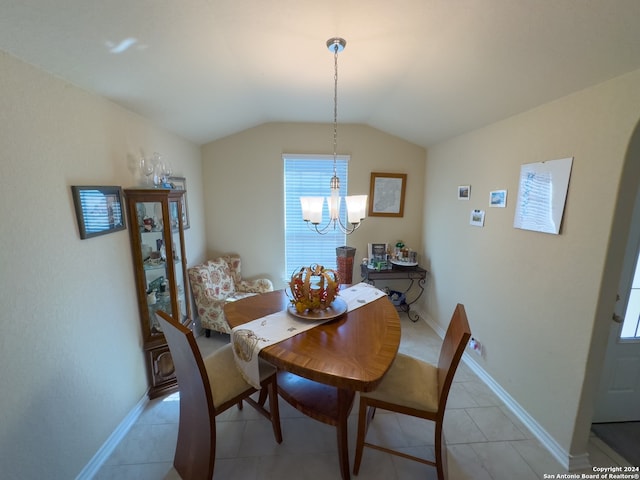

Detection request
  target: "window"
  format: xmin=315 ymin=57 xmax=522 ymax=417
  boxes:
xmin=622 ymin=252 xmax=640 ymax=339
xmin=283 ymin=154 xmax=349 ymax=279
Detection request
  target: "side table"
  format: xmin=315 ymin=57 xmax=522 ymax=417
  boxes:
xmin=360 ymin=264 xmax=428 ymax=321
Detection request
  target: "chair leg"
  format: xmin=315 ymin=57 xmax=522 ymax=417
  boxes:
xmin=237 ymin=400 xmax=243 ymax=410
xmin=353 ymin=399 xmax=375 ymax=475
xmin=257 ymin=386 xmax=269 ymax=406
xmin=205 ymin=329 xmax=211 ymax=338
xmin=435 ymin=422 xmax=446 ymax=480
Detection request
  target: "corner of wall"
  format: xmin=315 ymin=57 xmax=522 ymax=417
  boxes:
xmin=416 ymin=306 xmax=590 ymax=472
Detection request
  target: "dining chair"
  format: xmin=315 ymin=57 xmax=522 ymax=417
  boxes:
xmin=352 ymin=303 xmax=471 ymax=480
xmin=155 ymin=310 xmax=283 ymax=480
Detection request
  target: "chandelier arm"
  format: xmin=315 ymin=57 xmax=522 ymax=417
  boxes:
xmin=306 ymin=216 xmax=361 ymax=235
xmin=305 ymin=219 xmax=331 ymax=235
xmin=335 ymin=215 xmax=360 ymax=235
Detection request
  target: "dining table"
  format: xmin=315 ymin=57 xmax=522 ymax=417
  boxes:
xmin=224 ymin=288 xmax=401 ymax=480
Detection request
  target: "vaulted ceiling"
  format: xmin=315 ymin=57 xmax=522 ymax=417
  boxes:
xmin=2 ymin=0 xmax=640 ymax=147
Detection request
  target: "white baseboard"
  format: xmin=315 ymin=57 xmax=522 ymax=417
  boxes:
xmin=75 ymin=392 xmax=149 ymax=480
xmin=419 ymin=310 xmax=590 ymax=472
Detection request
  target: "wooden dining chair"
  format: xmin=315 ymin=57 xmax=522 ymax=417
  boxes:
xmin=353 ymin=303 xmax=471 ymax=480
xmin=155 ymin=311 xmax=282 ymax=480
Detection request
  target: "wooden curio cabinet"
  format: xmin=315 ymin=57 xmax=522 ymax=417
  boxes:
xmin=124 ymin=188 xmax=193 ymax=398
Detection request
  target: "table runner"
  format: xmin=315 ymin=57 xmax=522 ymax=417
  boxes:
xmin=231 ymin=282 xmax=385 ymax=388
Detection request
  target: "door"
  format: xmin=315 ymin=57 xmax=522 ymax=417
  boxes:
xmin=593 ymin=184 xmax=640 ymax=423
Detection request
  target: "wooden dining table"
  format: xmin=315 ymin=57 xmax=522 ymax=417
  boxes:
xmin=224 ymin=289 xmax=401 ymax=480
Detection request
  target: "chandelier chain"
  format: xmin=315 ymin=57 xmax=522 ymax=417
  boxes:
xmin=333 ymin=41 xmax=339 ymax=178
xmin=333 ymin=42 xmax=338 ymax=160
xmin=299 ymin=37 xmax=365 ymax=235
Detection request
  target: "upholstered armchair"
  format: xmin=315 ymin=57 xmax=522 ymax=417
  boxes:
xmin=188 ymin=254 xmax=274 ymax=336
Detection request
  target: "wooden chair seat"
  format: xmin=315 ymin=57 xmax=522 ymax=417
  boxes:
xmin=360 ymin=352 xmax=439 ymax=412
xmin=353 ymin=303 xmax=471 ymax=480
xmin=203 ymin=343 xmax=276 ymax=408
xmin=156 ymin=310 xmax=282 ymax=480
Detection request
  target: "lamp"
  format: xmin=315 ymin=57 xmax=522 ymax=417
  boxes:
xmin=300 ymin=37 xmax=367 ymax=235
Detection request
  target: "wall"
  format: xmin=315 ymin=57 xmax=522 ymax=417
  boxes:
xmin=0 ymin=51 xmax=206 ymax=479
xmin=420 ymin=69 xmax=640 ymax=465
xmin=201 ymin=122 xmax=426 ymax=289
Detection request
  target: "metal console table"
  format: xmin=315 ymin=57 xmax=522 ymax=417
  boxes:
xmin=360 ymin=264 xmax=428 ymax=322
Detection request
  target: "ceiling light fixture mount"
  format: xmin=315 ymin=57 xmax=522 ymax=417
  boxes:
xmin=300 ymin=37 xmax=367 ymax=235
xmin=326 ymin=36 xmax=346 ymax=53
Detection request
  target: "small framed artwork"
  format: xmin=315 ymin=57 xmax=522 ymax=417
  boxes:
xmin=470 ymin=209 xmax=485 ymax=227
xmin=71 ymin=186 xmax=126 ymax=239
xmin=369 ymin=172 xmax=407 ymax=217
xmin=458 ymin=185 xmax=470 ymax=200
xmin=168 ymin=176 xmax=190 ymax=229
xmin=490 ymin=189 xmax=507 ymax=208
xmin=368 ymin=243 xmax=388 ymax=261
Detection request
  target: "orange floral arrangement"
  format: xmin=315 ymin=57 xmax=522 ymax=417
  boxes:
xmin=288 ymin=264 xmax=340 ymax=313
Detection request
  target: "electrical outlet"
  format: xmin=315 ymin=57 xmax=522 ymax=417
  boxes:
xmin=468 ymin=337 xmax=483 ymax=356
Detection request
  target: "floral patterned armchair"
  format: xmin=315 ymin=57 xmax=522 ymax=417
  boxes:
xmin=188 ymin=254 xmax=274 ymax=336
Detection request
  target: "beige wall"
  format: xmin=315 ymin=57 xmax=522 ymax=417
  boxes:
xmin=201 ymin=122 xmax=426 ymax=289
xmin=0 ymin=51 xmax=206 ymax=479
xmin=420 ymin=69 xmax=640 ymax=463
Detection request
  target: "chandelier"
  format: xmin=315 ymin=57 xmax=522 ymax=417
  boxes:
xmin=300 ymin=37 xmax=367 ymax=235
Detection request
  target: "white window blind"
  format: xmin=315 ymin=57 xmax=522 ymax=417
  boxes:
xmin=283 ymin=154 xmax=349 ymax=279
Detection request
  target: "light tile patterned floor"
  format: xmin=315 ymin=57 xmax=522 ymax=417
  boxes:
xmin=93 ymin=314 xmax=628 ymax=480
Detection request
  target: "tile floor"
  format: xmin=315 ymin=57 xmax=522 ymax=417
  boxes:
xmin=94 ymin=314 xmax=629 ymax=480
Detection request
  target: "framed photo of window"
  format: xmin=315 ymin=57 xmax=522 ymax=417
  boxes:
xmin=369 ymin=172 xmax=407 ymax=217
xmin=71 ymin=186 xmax=126 ymax=239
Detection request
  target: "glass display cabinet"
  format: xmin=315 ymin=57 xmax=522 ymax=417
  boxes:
xmin=124 ymin=187 xmax=193 ymax=398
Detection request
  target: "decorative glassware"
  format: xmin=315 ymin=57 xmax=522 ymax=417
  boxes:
xmin=140 ymin=154 xmax=154 ymax=186
xmin=150 ymin=152 xmax=162 ymax=187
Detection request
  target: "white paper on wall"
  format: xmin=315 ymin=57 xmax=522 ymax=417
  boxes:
xmin=513 ymin=157 xmax=573 ymax=235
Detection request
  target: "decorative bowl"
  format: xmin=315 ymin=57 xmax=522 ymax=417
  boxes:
xmin=288 ymin=264 xmax=340 ymax=314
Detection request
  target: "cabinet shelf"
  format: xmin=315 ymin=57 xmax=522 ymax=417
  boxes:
xmin=143 ymin=259 xmax=182 ymax=271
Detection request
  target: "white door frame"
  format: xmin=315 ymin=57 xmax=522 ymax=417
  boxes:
xmin=573 ymin=119 xmax=640 ymax=455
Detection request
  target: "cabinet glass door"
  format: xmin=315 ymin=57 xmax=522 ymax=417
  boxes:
xmin=137 ymin=200 xmax=173 ymax=336
xmin=168 ymin=198 xmax=187 ymax=322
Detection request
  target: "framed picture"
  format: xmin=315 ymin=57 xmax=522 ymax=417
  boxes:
xmin=168 ymin=176 xmax=190 ymax=229
xmin=470 ymin=209 xmax=485 ymax=227
xmin=369 ymin=172 xmax=407 ymax=217
xmin=71 ymin=186 xmax=126 ymax=239
xmin=368 ymin=243 xmax=388 ymax=261
xmin=458 ymin=185 xmax=470 ymax=200
xmin=490 ymin=189 xmax=507 ymax=207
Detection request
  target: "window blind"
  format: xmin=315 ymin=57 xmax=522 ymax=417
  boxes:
xmin=283 ymin=154 xmax=349 ymax=279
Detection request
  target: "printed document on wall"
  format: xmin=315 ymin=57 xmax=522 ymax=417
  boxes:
xmin=513 ymin=157 xmax=573 ymax=235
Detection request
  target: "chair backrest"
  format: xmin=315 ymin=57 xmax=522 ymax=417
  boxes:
xmin=437 ymin=303 xmax=472 ymax=413
xmin=220 ymin=253 xmax=242 ymax=286
xmin=156 ymin=310 xmax=216 ymax=480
